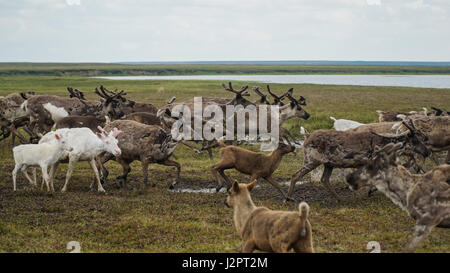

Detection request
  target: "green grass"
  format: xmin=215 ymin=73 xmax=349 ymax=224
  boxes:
xmin=1 ymin=63 xmax=450 ymax=76
xmin=0 ymin=74 xmax=449 ymax=253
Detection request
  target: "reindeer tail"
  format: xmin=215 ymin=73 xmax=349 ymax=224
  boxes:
xmin=299 ymin=202 xmax=310 ymax=237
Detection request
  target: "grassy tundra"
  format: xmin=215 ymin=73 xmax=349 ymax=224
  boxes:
xmin=0 ymin=74 xmax=449 ymax=253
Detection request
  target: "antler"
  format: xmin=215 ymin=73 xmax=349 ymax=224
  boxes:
xmin=267 ymin=86 xmax=294 ymax=105
xmin=221 ymin=82 xmax=249 ymax=95
xmin=94 ymin=87 xmax=107 ymax=99
xmin=252 ymin=87 xmax=265 ymax=97
xmin=297 ymin=96 xmax=307 ymax=106
xmin=67 ymin=87 xmax=77 ymax=98
xmin=74 ymin=89 xmax=86 ymax=100
xmin=167 ymin=96 xmax=176 ymax=105
xmin=286 ymin=90 xmax=299 ymax=104
xmin=101 ymin=85 xmax=127 ymax=97
xmin=266 ymin=85 xmax=281 ymax=103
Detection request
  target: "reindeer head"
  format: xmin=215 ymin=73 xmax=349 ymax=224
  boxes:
xmin=277 ymin=140 xmax=296 ymax=155
xmin=346 ymin=143 xmax=403 ymax=191
xmin=54 ymin=133 xmax=74 ymax=152
xmin=95 ymin=86 xmax=131 ymax=119
xmin=96 ymin=126 xmax=122 ymax=156
xmin=283 ymin=91 xmax=310 ymax=120
xmin=371 ymin=121 xmax=431 ymax=158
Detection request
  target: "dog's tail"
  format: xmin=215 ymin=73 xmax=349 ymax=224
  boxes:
xmin=330 ymin=116 xmax=337 ymax=122
xmin=298 ymin=202 xmax=310 ymax=237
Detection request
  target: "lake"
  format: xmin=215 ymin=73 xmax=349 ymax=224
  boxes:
xmin=94 ymin=75 xmax=450 ymax=89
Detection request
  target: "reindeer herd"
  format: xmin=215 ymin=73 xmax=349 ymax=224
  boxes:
xmin=0 ymin=82 xmax=449 ymax=253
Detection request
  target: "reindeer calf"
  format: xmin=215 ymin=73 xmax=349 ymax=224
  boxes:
xmin=211 ymin=141 xmax=295 ymax=200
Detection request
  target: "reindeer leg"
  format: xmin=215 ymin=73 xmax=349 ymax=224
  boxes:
xmin=288 ymin=161 xmax=321 ymax=200
xmin=89 ymin=158 xmax=105 ymax=193
xmin=97 ymin=153 xmax=113 ymax=185
xmin=40 ymin=165 xmax=50 ymax=193
xmin=116 ymin=157 xmax=131 ymax=189
xmin=321 ymin=165 xmax=342 ymax=201
xmin=430 ymin=152 xmax=440 ymax=166
xmin=211 ymin=160 xmax=234 ymax=192
xmin=404 ymin=224 xmax=433 ymax=253
xmin=180 ymin=141 xmax=202 ymax=154
xmin=21 ymin=166 xmax=35 ymax=187
xmin=140 ymin=157 xmax=150 ymax=187
xmin=9 ymin=125 xmax=27 ymax=145
xmin=264 ymin=176 xmax=292 ymax=201
xmin=61 ymin=156 xmax=78 ymax=193
xmin=49 ymin=163 xmax=59 ymax=193
xmin=158 ymin=159 xmax=181 ymax=189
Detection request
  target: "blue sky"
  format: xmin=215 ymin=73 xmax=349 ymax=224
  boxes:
xmin=0 ymin=0 xmax=449 ymax=62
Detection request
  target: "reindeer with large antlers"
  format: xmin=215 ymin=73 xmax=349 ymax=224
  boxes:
xmin=346 ymin=143 xmax=450 ymax=252
xmin=22 ymin=87 xmax=129 ymax=139
xmin=99 ymin=85 xmax=157 ymax=114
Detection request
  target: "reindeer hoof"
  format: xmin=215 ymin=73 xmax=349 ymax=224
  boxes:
xmin=283 ymin=197 xmax=296 ymax=203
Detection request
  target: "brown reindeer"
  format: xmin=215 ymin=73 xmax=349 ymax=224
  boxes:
xmin=23 ymin=87 xmax=128 ymax=138
xmin=97 ymin=120 xmax=181 ymax=189
xmin=346 ymin=143 xmax=450 ymax=252
xmin=211 ymin=141 xmax=295 ymax=199
xmin=99 ymin=85 xmax=157 ymax=114
xmin=55 ymin=115 xmax=106 ymax=133
xmin=288 ymin=123 xmax=431 ymax=201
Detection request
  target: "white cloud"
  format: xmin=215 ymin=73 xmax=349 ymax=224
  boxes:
xmin=366 ymin=0 xmax=381 ymax=6
xmin=66 ymin=0 xmax=81 ymax=6
xmin=0 ymin=0 xmax=448 ymax=62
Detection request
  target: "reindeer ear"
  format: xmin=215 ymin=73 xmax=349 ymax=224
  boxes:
xmin=112 ymin=128 xmax=123 ymax=137
xmin=247 ymin=180 xmax=256 ymax=192
xmin=96 ymin=132 xmax=103 ymax=139
xmin=232 ymin=181 xmax=240 ymax=193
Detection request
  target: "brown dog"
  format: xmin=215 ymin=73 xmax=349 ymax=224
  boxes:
xmin=226 ymin=180 xmax=314 ymax=253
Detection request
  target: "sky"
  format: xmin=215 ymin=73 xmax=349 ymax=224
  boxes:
xmin=0 ymin=0 xmax=449 ymax=62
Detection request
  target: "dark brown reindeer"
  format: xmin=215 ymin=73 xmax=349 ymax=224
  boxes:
xmin=287 ymin=122 xmax=431 ymax=201
xmin=0 ymin=92 xmax=35 ymax=145
xmin=97 ymin=119 xmax=181 ymax=189
xmin=99 ymin=85 xmax=158 ymax=114
xmin=346 ymin=143 xmax=450 ymax=252
xmin=55 ymin=116 xmax=106 ymax=133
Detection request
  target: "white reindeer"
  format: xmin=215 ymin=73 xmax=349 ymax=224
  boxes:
xmin=330 ymin=117 xmax=364 ymax=131
xmin=39 ymin=127 xmax=122 ymax=193
xmin=12 ymin=133 xmax=73 ymax=192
